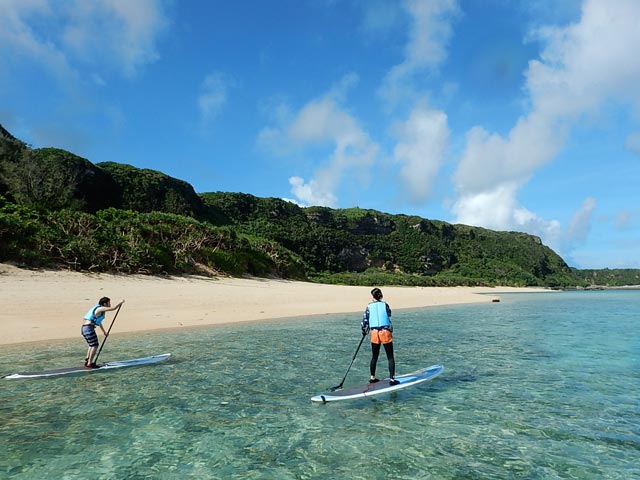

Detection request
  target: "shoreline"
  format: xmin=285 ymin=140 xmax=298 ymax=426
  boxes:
xmin=0 ymin=264 xmax=548 ymax=346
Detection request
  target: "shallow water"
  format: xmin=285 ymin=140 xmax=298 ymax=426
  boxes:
xmin=1 ymin=291 xmax=638 ymax=479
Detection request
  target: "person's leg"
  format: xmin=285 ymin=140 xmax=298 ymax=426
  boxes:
xmin=87 ymin=346 xmax=97 ymax=366
xmin=82 ymin=326 xmax=99 ymax=367
xmin=383 ymin=342 xmax=395 ymax=379
xmin=370 ymin=342 xmax=381 ymax=381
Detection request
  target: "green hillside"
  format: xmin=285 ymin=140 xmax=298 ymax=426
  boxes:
xmin=2 ymin=123 xmax=634 ymax=288
xmin=201 ymin=192 xmax=577 ymax=287
xmin=573 ymin=269 xmax=640 ymax=287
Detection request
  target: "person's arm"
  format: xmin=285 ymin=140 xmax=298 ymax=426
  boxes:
xmin=386 ymin=303 xmax=392 ymax=332
xmin=94 ymin=299 xmax=125 ymax=315
xmin=361 ymin=307 xmax=370 ymax=335
xmin=106 ymin=299 xmax=125 ymax=312
xmin=95 ymin=300 xmax=125 ymax=334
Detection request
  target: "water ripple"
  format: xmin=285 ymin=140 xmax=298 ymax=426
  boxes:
xmin=1 ymin=291 xmax=639 ymax=478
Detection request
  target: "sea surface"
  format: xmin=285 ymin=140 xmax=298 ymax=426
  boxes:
xmin=1 ymin=291 xmax=638 ymax=479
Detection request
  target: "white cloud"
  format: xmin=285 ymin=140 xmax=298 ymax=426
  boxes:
xmin=393 ymin=103 xmax=449 ymax=202
xmin=0 ymin=0 xmax=75 ymax=82
xmin=564 ymin=196 xmax=597 ymax=245
xmin=379 ymin=0 xmax=459 ymax=105
xmin=0 ymin=0 xmax=167 ymax=81
xmin=288 ymin=97 xmax=364 ymax=147
xmin=288 ymin=176 xmax=337 ymax=207
xmin=526 ymin=0 xmax=640 ymax=117
xmin=450 ymin=184 xmax=595 ymax=257
xmin=402 ymin=0 xmax=458 ymax=68
xmin=198 ymin=72 xmax=235 ymax=123
xmin=281 ymin=196 xmax=307 ymax=208
xmin=259 ymin=75 xmax=379 ymax=207
xmin=451 ymin=182 xmax=559 ymax=234
xmin=454 ymin=112 xmax=568 ymax=195
xmin=451 ymin=0 xmax=640 ymax=256
xmin=62 ymin=0 xmax=168 ymax=78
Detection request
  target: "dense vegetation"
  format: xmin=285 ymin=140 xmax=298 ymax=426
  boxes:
xmin=200 ymin=193 xmax=579 ymax=287
xmin=573 ymin=269 xmax=640 ymax=287
xmin=1 ymin=123 xmax=636 ymax=287
xmin=0 ymin=197 xmax=306 ymax=278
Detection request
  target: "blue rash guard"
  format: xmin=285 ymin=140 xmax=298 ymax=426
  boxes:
xmin=83 ymin=305 xmax=106 ymax=326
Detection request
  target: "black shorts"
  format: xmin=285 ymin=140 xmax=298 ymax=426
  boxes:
xmin=81 ymin=324 xmax=99 ymax=347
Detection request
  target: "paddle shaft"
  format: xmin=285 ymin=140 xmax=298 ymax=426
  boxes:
xmin=332 ymin=330 xmax=368 ymax=391
xmin=94 ymin=304 xmax=122 ymax=363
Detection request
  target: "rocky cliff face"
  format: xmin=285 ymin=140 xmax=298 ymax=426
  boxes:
xmin=348 ymin=213 xmax=395 ymax=235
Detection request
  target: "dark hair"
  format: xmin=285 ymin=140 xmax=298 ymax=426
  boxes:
xmin=371 ymin=288 xmax=383 ymax=301
xmin=98 ymin=297 xmax=111 ymax=306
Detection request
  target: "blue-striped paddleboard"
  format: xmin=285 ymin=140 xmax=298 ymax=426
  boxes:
xmin=3 ymin=353 xmax=171 ymax=379
xmin=312 ymin=364 xmax=444 ymax=403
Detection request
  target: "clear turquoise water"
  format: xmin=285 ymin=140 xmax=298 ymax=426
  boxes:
xmin=1 ymin=291 xmax=638 ymax=479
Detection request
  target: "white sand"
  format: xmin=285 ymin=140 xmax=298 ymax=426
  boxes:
xmin=0 ymin=263 xmax=543 ymax=346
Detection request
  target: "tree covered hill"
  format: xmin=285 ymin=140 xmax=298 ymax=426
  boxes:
xmin=200 ymin=192 xmax=577 ymax=287
xmin=1 ymin=123 xmax=634 ymax=287
xmin=572 ymin=269 xmax=640 ymax=287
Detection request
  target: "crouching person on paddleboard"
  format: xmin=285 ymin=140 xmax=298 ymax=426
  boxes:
xmin=82 ymin=297 xmax=124 ymax=368
xmin=361 ymin=288 xmax=399 ymax=386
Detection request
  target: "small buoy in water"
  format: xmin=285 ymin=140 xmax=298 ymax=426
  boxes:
xmin=492 ymin=297 xmax=500 ymax=303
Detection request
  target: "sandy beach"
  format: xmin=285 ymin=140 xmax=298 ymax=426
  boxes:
xmin=0 ymin=263 xmax=544 ymax=346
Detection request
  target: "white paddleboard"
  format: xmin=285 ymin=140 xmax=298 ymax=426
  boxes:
xmin=3 ymin=353 xmax=171 ymax=379
xmin=311 ymin=364 xmax=444 ymax=403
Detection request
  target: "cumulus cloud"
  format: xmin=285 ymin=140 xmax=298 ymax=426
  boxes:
xmin=451 ymin=0 xmax=640 ymax=255
xmin=393 ymin=103 xmax=450 ymax=202
xmin=0 ymin=0 xmax=167 ymax=81
xmin=288 ymin=176 xmax=337 ymax=207
xmin=259 ymin=74 xmax=379 ymax=207
xmin=379 ymin=0 xmax=459 ymax=105
xmin=454 ymin=113 xmax=568 ymax=196
xmin=451 ymin=182 xmax=562 ymax=242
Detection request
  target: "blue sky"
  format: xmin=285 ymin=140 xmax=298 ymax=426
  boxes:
xmin=1 ymin=0 xmax=639 ymax=269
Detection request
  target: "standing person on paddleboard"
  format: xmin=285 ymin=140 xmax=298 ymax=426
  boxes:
xmin=82 ymin=297 xmax=124 ymax=368
xmin=361 ymin=288 xmax=399 ymax=386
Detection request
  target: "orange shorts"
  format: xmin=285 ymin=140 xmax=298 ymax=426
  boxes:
xmin=370 ymin=329 xmax=393 ymax=345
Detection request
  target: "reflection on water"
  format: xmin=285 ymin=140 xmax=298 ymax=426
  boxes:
xmin=1 ymin=291 xmax=638 ymax=479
